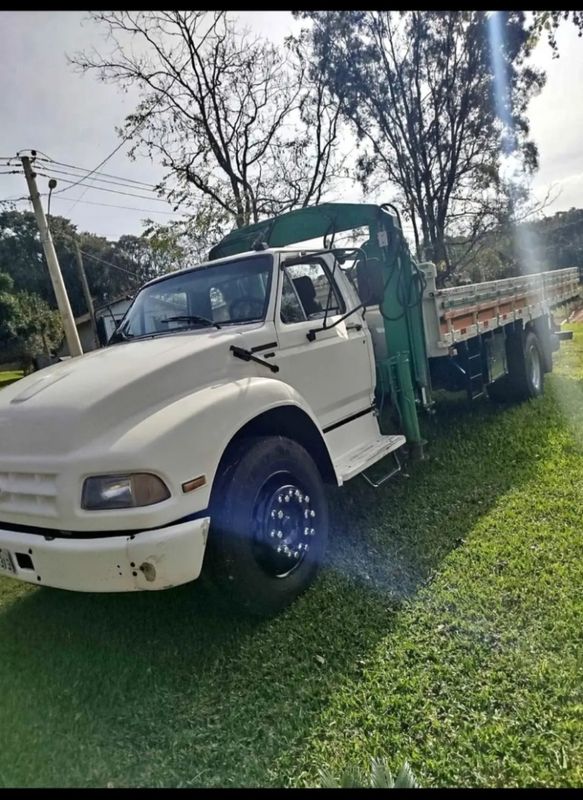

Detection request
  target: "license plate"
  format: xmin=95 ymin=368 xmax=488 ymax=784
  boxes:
xmin=0 ymin=548 xmax=16 ymax=575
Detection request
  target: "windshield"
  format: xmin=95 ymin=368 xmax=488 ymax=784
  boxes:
xmin=112 ymin=254 xmax=273 ymax=341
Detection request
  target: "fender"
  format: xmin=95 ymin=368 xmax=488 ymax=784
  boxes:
xmin=61 ymin=376 xmax=339 ymax=532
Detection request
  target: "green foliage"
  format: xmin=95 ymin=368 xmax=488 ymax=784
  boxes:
xmin=0 ymin=270 xmax=63 ymax=358
xmin=9 ymin=291 xmax=64 ymax=355
xmin=0 ymin=271 xmax=18 ymax=341
xmin=319 ymin=759 xmax=418 ymax=788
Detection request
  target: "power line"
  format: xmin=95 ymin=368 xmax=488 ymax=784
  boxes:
xmin=77 ymin=247 xmax=141 ymax=279
xmin=1 ymin=194 xmax=31 ymax=204
xmin=50 ymin=134 xmax=145 ymax=198
xmin=8 ymin=194 xmax=179 ymax=216
xmin=34 ymin=157 xmax=157 ymax=189
xmin=33 ymin=170 xmax=172 ymax=204
xmin=32 ymin=164 xmax=159 ymax=193
xmin=52 ymin=196 xmax=178 ymax=215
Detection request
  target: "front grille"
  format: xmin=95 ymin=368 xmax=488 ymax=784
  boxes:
xmin=0 ymin=471 xmax=58 ymax=518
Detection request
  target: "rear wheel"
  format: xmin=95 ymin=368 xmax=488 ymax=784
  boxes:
xmin=205 ymin=435 xmax=329 ymax=617
xmin=510 ymin=330 xmax=544 ymax=400
xmin=488 ymin=329 xmax=544 ymax=403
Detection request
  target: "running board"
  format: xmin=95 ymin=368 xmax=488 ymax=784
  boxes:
xmin=362 ymin=450 xmax=402 ymax=488
xmin=336 ymin=434 xmax=406 ymax=484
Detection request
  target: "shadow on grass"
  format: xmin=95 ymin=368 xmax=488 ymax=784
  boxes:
xmin=0 ymin=377 xmax=576 ymax=787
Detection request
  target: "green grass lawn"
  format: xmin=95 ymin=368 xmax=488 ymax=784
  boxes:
xmin=0 ymin=370 xmax=23 ymax=389
xmin=0 ymin=326 xmax=582 ymax=788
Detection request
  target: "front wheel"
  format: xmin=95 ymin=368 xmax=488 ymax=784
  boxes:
xmin=205 ymin=436 xmax=329 ymax=617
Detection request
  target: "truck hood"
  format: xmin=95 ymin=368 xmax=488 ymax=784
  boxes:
xmin=0 ymin=327 xmax=266 ymax=457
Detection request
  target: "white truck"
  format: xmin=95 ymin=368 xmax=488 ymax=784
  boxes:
xmin=0 ymin=203 xmax=580 ymax=615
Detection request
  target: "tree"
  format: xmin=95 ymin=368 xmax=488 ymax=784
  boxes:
xmin=295 ymin=11 xmax=545 ymax=284
xmin=529 ymin=11 xmax=583 ymax=56
xmin=71 ymin=11 xmax=344 ymax=231
xmin=0 ymin=272 xmax=18 ymax=342
xmin=0 ymin=270 xmax=63 ymax=365
xmin=9 ymin=291 xmax=64 ymax=357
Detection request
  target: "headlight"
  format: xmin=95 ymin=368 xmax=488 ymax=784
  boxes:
xmin=81 ymin=473 xmax=170 ymax=510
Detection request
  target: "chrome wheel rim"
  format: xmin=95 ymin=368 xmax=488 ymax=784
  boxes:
xmin=528 ymin=343 xmax=542 ymax=392
xmin=253 ymin=477 xmax=316 ymax=578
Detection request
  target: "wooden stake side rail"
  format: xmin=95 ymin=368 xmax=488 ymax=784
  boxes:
xmin=432 ymin=267 xmax=581 ymax=348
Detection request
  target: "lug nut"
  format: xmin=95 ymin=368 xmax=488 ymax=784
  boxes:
xmin=270 ymin=530 xmax=276 ymax=538
xmin=277 ymin=510 xmax=284 ymax=519
xmin=277 ymin=530 xmax=283 ymax=539
xmin=310 ymin=510 xmax=316 ymax=518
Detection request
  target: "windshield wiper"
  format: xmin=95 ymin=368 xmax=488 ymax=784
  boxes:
xmin=160 ymin=315 xmax=221 ymax=330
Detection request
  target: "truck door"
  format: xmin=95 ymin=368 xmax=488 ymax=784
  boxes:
xmin=273 ymin=256 xmax=375 ymax=431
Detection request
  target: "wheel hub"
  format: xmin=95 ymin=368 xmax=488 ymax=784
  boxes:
xmin=528 ymin=344 xmax=542 ymax=391
xmin=255 ymin=482 xmax=316 ymax=577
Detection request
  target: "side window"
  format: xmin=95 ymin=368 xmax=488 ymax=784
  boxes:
xmin=280 ymin=271 xmax=307 ymax=324
xmin=281 ymin=261 xmax=345 ymax=323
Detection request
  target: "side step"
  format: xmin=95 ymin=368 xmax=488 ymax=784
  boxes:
xmin=362 ymin=450 xmax=402 ymax=488
xmin=336 ymin=434 xmax=406 ymax=484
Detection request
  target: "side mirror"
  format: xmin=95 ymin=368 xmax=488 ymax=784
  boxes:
xmin=356 ymin=258 xmax=384 ymax=307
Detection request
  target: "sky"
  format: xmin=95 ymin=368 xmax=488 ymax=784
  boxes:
xmin=0 ymin=11 xmax=582 ymax=243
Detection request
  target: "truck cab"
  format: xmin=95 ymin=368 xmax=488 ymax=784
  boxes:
xmin=0 ymin=215 xmax=406 ymax=615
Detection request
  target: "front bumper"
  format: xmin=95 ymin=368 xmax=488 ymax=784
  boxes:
xmin=0 ymin=517 xmax=210 ymax=592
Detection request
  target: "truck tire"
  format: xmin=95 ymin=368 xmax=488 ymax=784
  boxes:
xmin=488 ymin=330 xmax=544 ymax=403
xmin=509 ymin=329 xmax=544 ymax=400
xmin=205 ymin=435 xmax=329 ymax=617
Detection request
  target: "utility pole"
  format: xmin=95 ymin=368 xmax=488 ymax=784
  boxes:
xmin=20 ymin=154 xmax=83 ymax=357
xmin=73 ymin=239 xmax=99 ymax=348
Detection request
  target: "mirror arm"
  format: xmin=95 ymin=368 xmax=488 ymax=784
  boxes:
xmin=306 ymin=301 xmax=366 ymax=342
